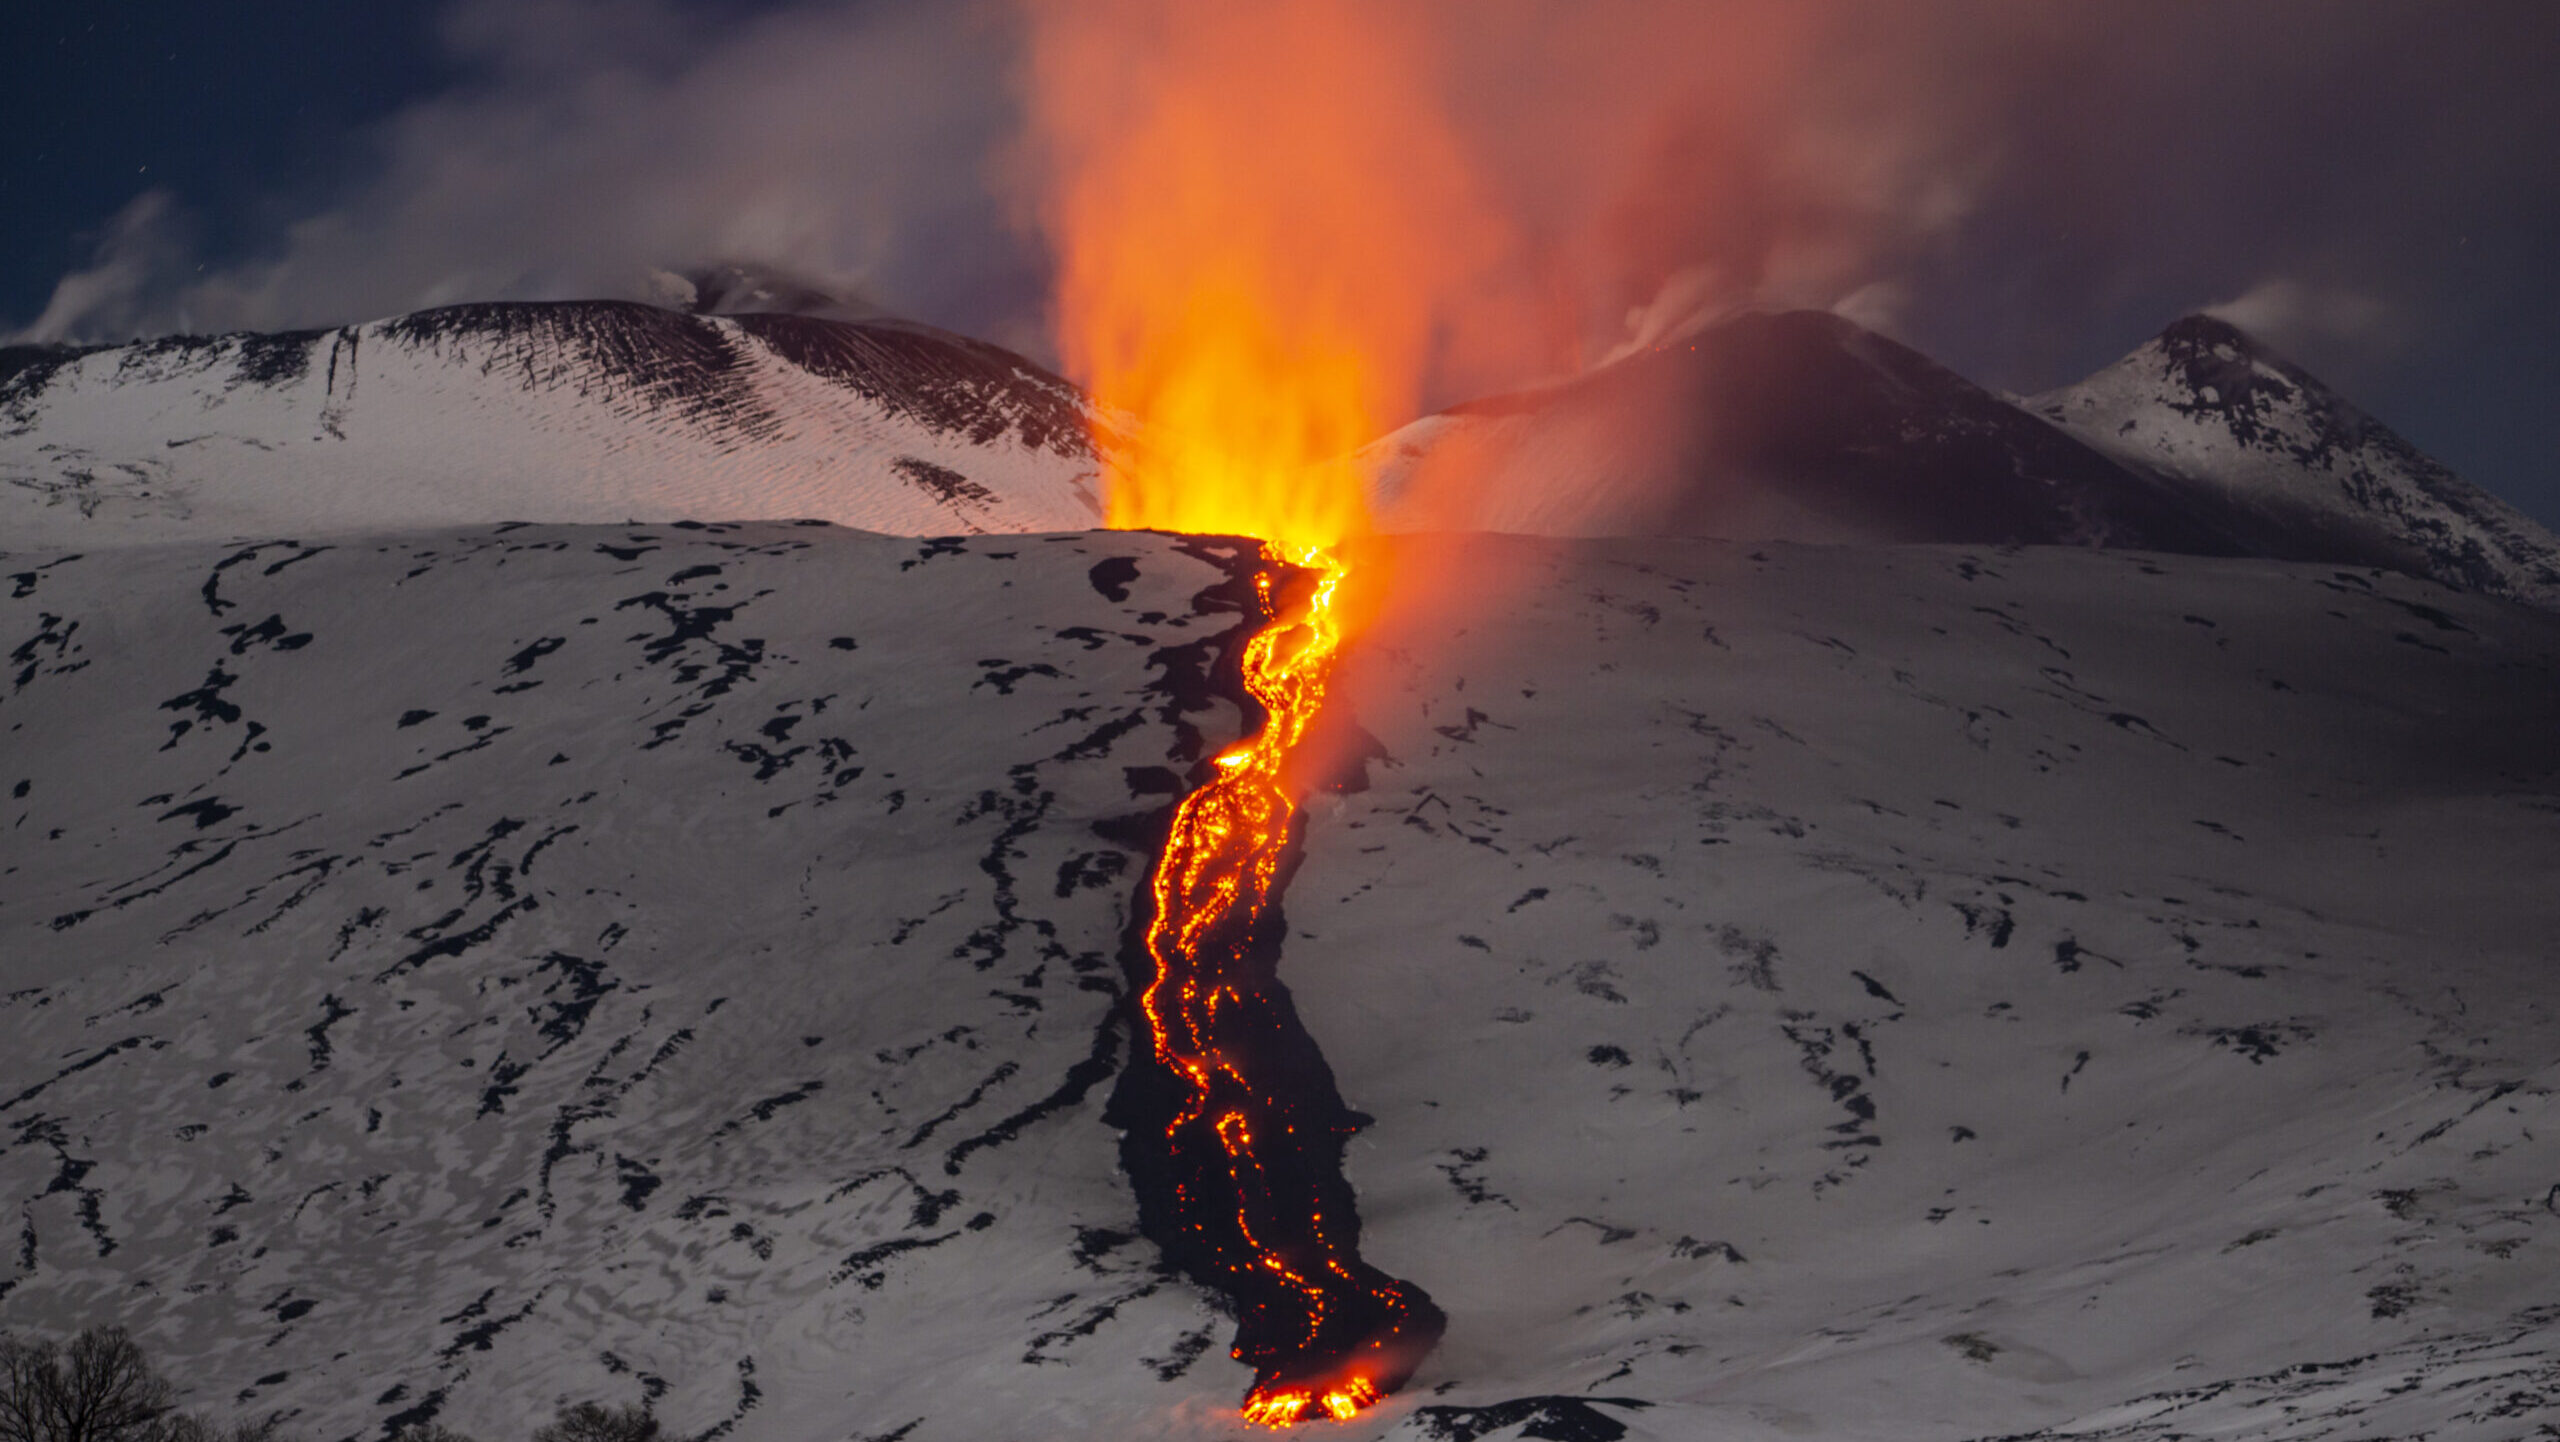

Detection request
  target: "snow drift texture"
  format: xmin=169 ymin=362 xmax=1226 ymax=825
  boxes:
xmin=4 ymin=527 xmax=2557 ymax=1440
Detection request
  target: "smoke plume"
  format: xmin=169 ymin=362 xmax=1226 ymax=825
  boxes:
xmin=11 ymin=1 xmax=2555 ymax=518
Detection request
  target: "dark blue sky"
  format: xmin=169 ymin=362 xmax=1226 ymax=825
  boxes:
xmin=5 ymin=2 xmax=2555 ymax=526
xmin=2 ymin=5 xmax=451 ymax=319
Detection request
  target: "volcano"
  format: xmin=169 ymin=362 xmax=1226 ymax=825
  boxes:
xmin=2 ymin=303 xmax=2557 ymax=1440
xmin=2028 ymin=314 xmax=2560 ymax=608
xmin=1365 ymin=308 xmax=2560 ymax=608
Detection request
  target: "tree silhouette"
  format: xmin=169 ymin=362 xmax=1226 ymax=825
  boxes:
xmin=0 ymin=1328 xmax=282 ymax=1442
xmin=0 ymin=1327 xmax=172 ymax=1442
xmin=529 ymin=1404 xmax=656 ymax=1442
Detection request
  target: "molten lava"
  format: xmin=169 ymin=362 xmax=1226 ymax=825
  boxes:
xmin=1127 ymin=542 xmax=1440 ymax=1424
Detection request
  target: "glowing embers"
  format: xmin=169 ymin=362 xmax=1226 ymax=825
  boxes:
xmin=1244 ymin=1375 xmax=1384 ymax=1427
xmin=1117 ymin=544 xmax=1443 ymax=1426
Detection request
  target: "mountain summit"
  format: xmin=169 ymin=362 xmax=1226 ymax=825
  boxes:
xmin=2029 ymin=313 xmax=2560 ymax=608
xmin=1365 ymin=309 xmax=2257 ymax=554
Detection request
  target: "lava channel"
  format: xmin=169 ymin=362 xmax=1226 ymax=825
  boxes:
xmin=1108 ymin=542 xmax=1444 ymax=1427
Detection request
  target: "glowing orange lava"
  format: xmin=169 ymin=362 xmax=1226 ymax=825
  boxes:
xmin=1132 ymin=542 xmax=1438 ymax=1425
xmin=1244 ymin=1374 xmax=1384 ymax=1428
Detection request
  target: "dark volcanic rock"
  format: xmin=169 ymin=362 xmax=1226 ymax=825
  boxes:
xmin=382 ymin=301 xmax=784 ymax=446
xmin=733 ymin=313 xmax=1097 ymax=459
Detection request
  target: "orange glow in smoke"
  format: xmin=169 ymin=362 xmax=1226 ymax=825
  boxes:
xmin=1031 ymin=0 xmax=1510 ymax=556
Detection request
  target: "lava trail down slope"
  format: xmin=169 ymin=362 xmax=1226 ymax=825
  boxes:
xmin=1107 ymin=544 xmax=1443 ymax=1426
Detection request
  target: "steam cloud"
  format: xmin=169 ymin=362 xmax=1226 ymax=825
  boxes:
xmin=15 ymin=0 xmax=1044 ymax=355
xmin=14 ymin=0 xmax=2558 ymax=461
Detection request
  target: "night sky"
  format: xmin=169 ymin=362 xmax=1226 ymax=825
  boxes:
xmin=6 ymin=1 xmax=2556 ymax=525
xmin=3 ymin=4 xmax=451 ymax=314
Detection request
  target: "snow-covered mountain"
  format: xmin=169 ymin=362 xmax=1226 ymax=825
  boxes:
xmin=2028 ymin=314 xmax=2560 ymax=609
xmin=15 ymin=300 xmax=2555 ymax=618
xmin=5 ymin=525 xmax=2556 ymax=1439
xmin=1364 ymin=309 xmax=2560 ymax=608
xmin=0 ymin=303 xmax=1107 ymax=548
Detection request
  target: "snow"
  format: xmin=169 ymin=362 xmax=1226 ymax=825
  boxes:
xmin=0 ymin=306 xmax=1105 ymax=550
xmin=6 ymin=524 xmax=2556 ymax=1439
xmin=0 ymin=525 xmax=1245 ymax=1439
xmin=1303 ymin=536 xmax=2560 ymax=1439
xmin=11 ymin=300 xmax=2556 ymax=613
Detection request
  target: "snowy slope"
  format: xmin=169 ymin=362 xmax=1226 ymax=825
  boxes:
xmin=1304 ymin=538 xmax=2560 ymax=1440
xmin=0 ymin=304 xmax=1107 ymax=548
xmin=0 ymin=525 xmax=1261 ymax=1440
xmin=1362 ymin=310 xmax=2560 ymax=610
xmin=2028 ymin=315 xmax=2560 ymax=610
xmin=6 ymin=526 xmax=2557 ymax=1440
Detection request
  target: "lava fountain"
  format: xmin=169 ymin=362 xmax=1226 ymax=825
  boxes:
xmin=1025 ymin=0 xmax=1507 ymax=1424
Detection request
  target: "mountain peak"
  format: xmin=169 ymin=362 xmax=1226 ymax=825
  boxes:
xmin=2030 ymin=315 xmax=2560 ymax=606
xmin=650 ymin=261 xmax=880 ymax=321
xmin=2132 ymin=313 xmax=2351 ymax=453
xmin=2158 ymin=309 xmax=2268 ymax=354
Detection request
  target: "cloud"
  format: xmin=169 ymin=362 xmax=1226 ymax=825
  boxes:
xmin=15 ymin=190 xmax=192 ymax=344
xmin=2205 ymin=278 xmax=2394 ymax=359
xmin=1593 ymin=264 xmax=1736 ymax=369
xmin=14 ymin=0 xmax=1034 ymax=347
xmin=1830 ymin=281 xmax=1910 ymax=339
xmin=9 ymin=0 xmax=2014 ymax=384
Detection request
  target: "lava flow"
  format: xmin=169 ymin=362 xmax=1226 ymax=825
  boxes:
xmin=1120 ymin=540 xmax=1443 ymax=1426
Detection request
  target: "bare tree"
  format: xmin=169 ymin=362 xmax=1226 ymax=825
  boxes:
xmin=384 ymin=1427 xmax=477 ymax=1442
xmin=529 ymin=1404 xmax=657 ymax=1442
xmin=0 ymin=1328 xmax=287 ymax=1442
xmin=0 ymin=1328 xmax=172 ymax=1442
xmin=0 ymin=1337 xmax=47 ymax=1442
